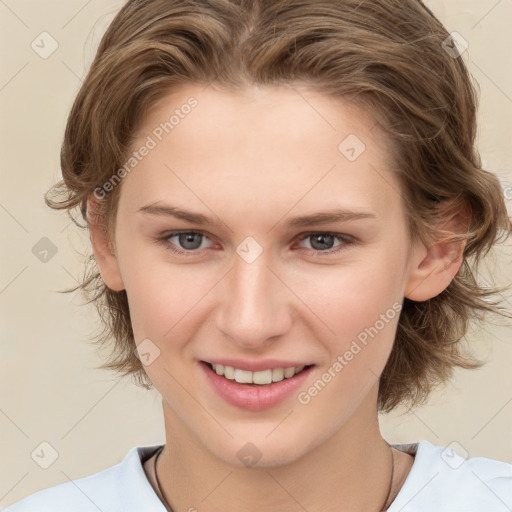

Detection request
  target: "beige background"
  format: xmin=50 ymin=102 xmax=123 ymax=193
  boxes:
xmin=1 ymin=0 xmax=511 ymax=507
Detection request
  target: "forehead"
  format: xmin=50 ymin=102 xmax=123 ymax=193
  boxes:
xmin=122 ymin=83 xmax=404 ymax=226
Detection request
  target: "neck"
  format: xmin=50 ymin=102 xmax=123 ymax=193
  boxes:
xmin=155 ymin=389 xmax=398 ymax=512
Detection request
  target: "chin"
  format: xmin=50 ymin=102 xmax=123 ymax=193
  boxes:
xmin=209 ymin=432 xmax=314 ymax=469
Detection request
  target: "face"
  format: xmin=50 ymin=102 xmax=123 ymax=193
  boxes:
xmin=96 ymin=83 xmax=426 ymax=467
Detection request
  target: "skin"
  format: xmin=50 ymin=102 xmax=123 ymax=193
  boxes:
xmin=89 ymin=83 xmax=466 ymax=511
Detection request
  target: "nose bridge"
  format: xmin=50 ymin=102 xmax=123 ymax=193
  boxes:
xmin=216 ymin=249 xmax=290 ymax=347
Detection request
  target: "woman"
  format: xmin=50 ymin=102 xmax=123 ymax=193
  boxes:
xmin=5 ymin=0 xmax=512 ymax=510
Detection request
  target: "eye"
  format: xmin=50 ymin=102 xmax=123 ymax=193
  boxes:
xmin=157 ymin=230 xmax=354 ymax=257
xmin=295 ymin=232 xmax=354 ymax=256
xmin=159 ymin=230 xmax=214 ymax=256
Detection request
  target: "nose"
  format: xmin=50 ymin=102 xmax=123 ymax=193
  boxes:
xmin=214 ymin=250 xmax=292 ymax=350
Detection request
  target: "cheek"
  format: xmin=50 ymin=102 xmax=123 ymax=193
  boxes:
xmin=116 ymin=243 xmax=212 ymax=343
xmin=295 ymin=285 xmax=402 ymax=419
xmin=293 ymin=246 xmax=407 ymax=405
xmin=300 ymin=249 xmax=406 ymax=342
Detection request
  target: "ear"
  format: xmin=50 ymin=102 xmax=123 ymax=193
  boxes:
xmin=405 ymin=205 xmax=469 ymax=301
xmin=87 ymin=196 xmax=125 ymax=292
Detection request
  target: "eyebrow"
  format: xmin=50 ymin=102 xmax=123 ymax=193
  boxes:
xmin=137 ymin=203 xmax=377 ymax=229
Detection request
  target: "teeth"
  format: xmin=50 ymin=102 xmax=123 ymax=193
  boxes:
xmin=234 ymin=369 xmax=253 ymax=384
xmin=283 ymin=367 xmax=295 ymax=378
xmin=210 ymin=363 xmax=306 ymax=385
xmin=271 ymin=367 xmax=284 ymax=382
xmin=224 ymin=365 xmax=235 ymax=380
xmin=253 ymin=369 xmax=272 ymax=385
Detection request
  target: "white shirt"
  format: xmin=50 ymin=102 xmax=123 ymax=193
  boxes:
xmin=4 ymin=440 xmax=512 ymax=511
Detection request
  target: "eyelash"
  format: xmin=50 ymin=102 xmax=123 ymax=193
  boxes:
xmin=157 ymin=230 xmax=355 ymax=257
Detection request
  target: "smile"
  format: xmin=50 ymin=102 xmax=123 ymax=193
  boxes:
xmin=200 ymin=361 xmax=315 ymax=411
xmin=209 ymin=362 xmax=307 ymax=385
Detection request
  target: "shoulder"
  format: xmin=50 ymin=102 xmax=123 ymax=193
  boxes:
xmin=3 ymin=445 xmax=165 ymax=512
xmin=389 ymin=440 xmax=512 ymax=512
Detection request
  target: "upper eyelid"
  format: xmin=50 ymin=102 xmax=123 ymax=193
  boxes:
xmin=162 ymin=230 xmax=213 ymax=242
xmin=161 ymin=229 xmax=351 ymax=238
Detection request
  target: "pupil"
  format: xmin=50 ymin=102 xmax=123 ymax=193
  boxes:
xmin=312 ymin=234 xmax=333 ymax=250
xmin=180 ymin=233 xmax=201 ymax=250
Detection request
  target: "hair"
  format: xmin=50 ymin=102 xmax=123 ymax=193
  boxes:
xmin=47 ymin=0 xmax=512 ymax=413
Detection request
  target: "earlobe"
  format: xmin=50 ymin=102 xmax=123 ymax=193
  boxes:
xmin=87 ymin=196 xmax=125 ymax=292
xmin=405 ymin=210 xmax=468 ymax=302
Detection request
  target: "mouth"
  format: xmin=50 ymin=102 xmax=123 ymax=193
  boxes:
xmin=199 ymin=360 xmax=315 ymax=411
xmin=201 ymin=361 xmax=314 ymax=386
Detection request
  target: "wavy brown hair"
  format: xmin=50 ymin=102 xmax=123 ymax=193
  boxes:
xmin=48 ymin=0 xmax=512 ymax=412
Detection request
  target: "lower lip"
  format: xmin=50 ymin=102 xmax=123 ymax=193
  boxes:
xmin=199 ymin=362 xmax=314 ymax=411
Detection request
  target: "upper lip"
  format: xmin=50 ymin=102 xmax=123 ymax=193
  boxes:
xmin=202 ymin=358 xmax=313 ymax=372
